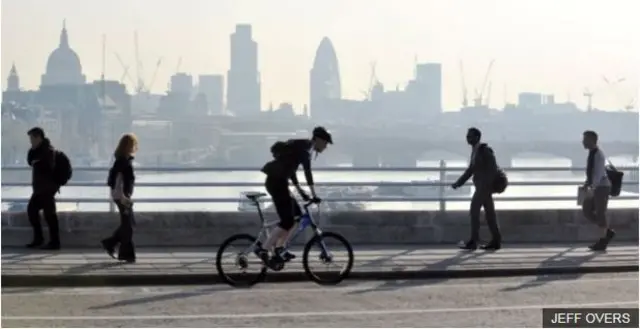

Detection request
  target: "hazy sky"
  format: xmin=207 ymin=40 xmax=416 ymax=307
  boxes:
xmin=1 ymin=0 xmax=639 ymax=111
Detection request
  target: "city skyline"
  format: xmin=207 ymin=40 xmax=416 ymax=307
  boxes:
xmin=1 ymin=0 xmax=638 ymax=112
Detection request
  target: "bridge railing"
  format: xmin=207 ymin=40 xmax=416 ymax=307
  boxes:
xmin=2 ymin=162 xmax=638 ymax=212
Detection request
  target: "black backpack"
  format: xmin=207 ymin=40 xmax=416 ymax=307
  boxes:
xmin=52 ymin=150 xmax=73 ymax=187
xmin=270 ymin=141 xmax=291 ymax=159
xmin=605 ymin=160 xmax=624 ymax=197
xmin=493 ymin=169 xmax=508 ymax=194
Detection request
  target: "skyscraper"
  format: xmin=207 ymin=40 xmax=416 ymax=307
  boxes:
xmin=226 ymin=24 xmax=261 ymax=116
xmin=310 ymin=37 xmax=342 ymax=119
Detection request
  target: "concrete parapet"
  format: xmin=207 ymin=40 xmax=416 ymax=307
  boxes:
xmin=1 ymin=209 xmax=638 ymax=247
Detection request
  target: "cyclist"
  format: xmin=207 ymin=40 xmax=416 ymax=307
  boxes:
xmin=257 ymin=126 xmax=333 ymax=267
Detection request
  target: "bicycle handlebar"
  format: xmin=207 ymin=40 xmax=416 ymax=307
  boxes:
xmin=302 ymin=199 xmax=322 ymax=209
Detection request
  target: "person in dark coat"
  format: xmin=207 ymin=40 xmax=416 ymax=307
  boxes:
xmin=25 ymin=127 xmax=60 ymax=250
xmin=452 ymin=127 xmax=502 ymax=250
xmin=101 ymin=133 xmax=138 ymax=263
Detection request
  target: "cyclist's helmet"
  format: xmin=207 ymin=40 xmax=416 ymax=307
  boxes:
xmin=312 ymin=126 xmax=333 ymax=144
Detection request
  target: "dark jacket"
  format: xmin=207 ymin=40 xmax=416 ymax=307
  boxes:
xmin=27 ymin=138 xmax=57 ymax=195
xmin=261 ymin=139 xmax=314 ymax=186
xmin=455 ymin=143 xmax=499 ymax=192
xmin=107 ymin=155 xmax=135 ymax=198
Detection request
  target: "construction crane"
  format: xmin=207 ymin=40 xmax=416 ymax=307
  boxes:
xmin=142 ymin=57 xmax=163 ymax=93
xmin=459 ymin=60 xmax=468 ymax=108
xmin=583 ymin=88 xmax=594 ymax=112
xmin=100 ymin=34 xmax=106 ymax=101
xmin=485 ymin=81 xmax=493 ymax=108
xmin=361 ymin=61 xmax=377 ymax=100
xmin=114 ymin=52 xmax=137 ymax=89
xmin=134 ymin=31 xmax=145 ymax=93
xmin=602 ymin=75 xmax=628 ymax=110
xmin=175 ymin=57 xmax=183 ymax=73
xmin=603 ymin=76 xmax=626 ymax=85
xmin=473 ymin=59 xmax=495 ymax=107
xmin=624 ymin=97 xmax=637 ymax=111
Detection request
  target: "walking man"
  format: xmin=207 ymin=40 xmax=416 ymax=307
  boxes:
xmin=25 ymin=127 xmax=60 ymax=250
xmin=581 ymin=130 xmax=615 ymax=251
xmin=452 ymin=127 xmax=502 ymax=250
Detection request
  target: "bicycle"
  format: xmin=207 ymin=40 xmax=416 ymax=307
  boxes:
xmin=215 ymin=192 xmax=354 ymax=287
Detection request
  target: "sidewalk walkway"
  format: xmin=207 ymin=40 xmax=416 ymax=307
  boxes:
xmin=2 ymin=244 xmax=637 ymax=286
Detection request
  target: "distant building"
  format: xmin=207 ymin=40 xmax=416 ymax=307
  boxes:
xmin=310 ymin=37 xmax=342 ymax=119
xmin=227 ymin=24 xmax=261 ymax=116
xmin=170 ymin=73 xmax=193 ymax=95
xmin=6 ymin=63 xmax=20 ymax=91
xmin=413 ymin=63 xmax=442 ymax=114
xmin=40 ymin=21 xmax=86 ymax=86
xmin=518 ymin=92 xmax=543 ymax=109
xmin=198 ymin=75 xmax=224 ymax=115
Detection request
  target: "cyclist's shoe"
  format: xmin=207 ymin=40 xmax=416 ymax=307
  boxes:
xmin=268 ymin=253 xmax=286 ymax=270
xmin=275 ymin=247 xmax=296 ymax=262
xmin=283 ymin=251 xmax=296 ymax=262
xmin=256 ymin=248 xmax=270 ymax=265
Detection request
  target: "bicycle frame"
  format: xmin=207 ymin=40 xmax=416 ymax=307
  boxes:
xmin=246 ymin=199 xmax=330 ymax=256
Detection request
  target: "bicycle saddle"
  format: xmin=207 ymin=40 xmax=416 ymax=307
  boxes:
xmin=244 ymin=192 xmax=267 ymax=201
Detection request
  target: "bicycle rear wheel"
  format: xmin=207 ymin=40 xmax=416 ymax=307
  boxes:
xmin=302 ymin=231 xmax=354 ymax=285
xmin=215 ymin=233 xmax=267 ymax=287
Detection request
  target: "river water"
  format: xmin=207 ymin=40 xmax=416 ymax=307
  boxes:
xmin=2 ymin=156 xmax=638 ymax=212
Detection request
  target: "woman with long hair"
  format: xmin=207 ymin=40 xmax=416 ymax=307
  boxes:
xmin=101 ymin=133 xmax=138 ymax=263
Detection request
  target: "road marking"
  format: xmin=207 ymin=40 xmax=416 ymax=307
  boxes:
xmin=2 ymin=276 xmax=637 ymax=296
xmin=2 ymin=301 xmax=637 ymax=321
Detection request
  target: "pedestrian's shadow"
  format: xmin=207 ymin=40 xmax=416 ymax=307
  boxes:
xmin=63 ymin=261 xmax=124 ymax=275
xmin=87 ymin=286 xmax=235 ymax=310
xmin=500 ymin=247 xmax=600 ymax=292
xmin=345 ymin=248 xmax=487 ymax=295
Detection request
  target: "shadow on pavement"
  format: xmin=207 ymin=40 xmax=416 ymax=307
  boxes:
xmin=345 ymin=248 xmax=486 ymax=295
xmin=87 ymin=286 xmax=236 ymax=310
xmin=63 ymin=261 xmax=124 ymax=275
xmin=500 ymin=247 xmax=599 ymax=292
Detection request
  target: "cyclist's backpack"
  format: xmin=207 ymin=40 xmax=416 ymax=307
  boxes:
xmin=52 ymin=150 xmax=73 ymax=187
xmin=270 ymin=141 xmax=291 ymax=159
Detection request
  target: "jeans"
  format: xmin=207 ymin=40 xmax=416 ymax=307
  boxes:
xmin=27 ymin=193 xmax=59 ymax=244
xmin=103 ymin=201 xmax=136 ymax=259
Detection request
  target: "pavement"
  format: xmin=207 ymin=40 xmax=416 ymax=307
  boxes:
xmin=2 ymin=273 xmax=639 ymax=327
xmin=2 ymin=244 xmax=638 ymax=287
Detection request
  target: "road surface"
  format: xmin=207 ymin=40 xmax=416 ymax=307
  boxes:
xmin=2 ymin=273 xmax=638 ymax=327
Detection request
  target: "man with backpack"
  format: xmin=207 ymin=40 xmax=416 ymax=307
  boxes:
xmin=25 ymin=127 xmax=72 ymax=250
xmin=451 ymin=127 xmax=503 ymax=251
xmin=581 ymin=130 xmax=615 ymax=251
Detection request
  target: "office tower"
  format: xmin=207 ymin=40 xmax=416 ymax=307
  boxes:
xmin=226 ymin=24 xmax=261 ymax=116
xmin=310 ymin=37 xmax=342 ymax=118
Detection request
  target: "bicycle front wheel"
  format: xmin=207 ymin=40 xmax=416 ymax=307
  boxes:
xmin=302 ymin=231 xmax=354 ymax=285
xmin=215 ymin=233 xmax=267 ymax=287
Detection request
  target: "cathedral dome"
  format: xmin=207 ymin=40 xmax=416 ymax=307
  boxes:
xmin=46 ymin=46 xmax=82 ymax=77
xmin=41 ymin=20 xmax=84 ymax=86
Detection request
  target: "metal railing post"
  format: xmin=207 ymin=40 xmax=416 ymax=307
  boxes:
xmin=439 ymin=160 xmax=446 ymax=212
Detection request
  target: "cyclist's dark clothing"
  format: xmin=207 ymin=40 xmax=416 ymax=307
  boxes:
xmin=264 ymin=175 xmax=302 ymax=230
xmin=262 ymin=139 xmax=314 ymax=185
xmin=261 ymin=139 xmax=313 ymax=230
